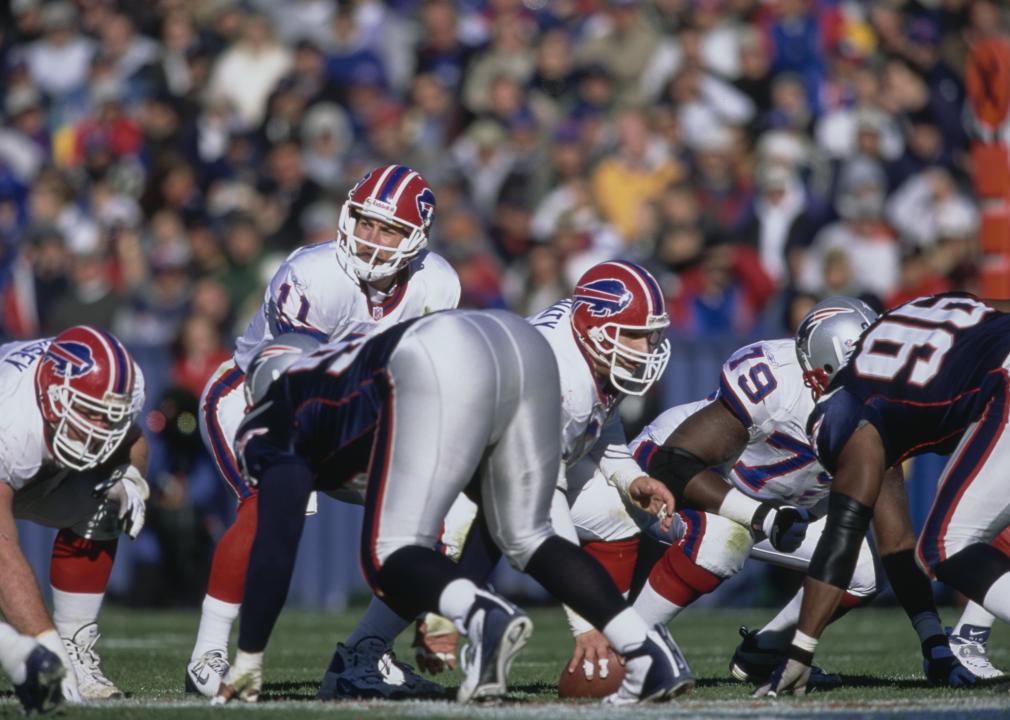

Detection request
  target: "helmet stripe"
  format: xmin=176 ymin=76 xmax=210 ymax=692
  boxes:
xmin=368 ymin=165 xmax=397 ymax=201
xmin=612 ymin=260 xmax=664 ymax=315
xmin=378 ymin=165 xmax=410 ymax=202
xmin=99 ymin=329 xmax=131 ymax=394
xmin=390 ymin=171 xmax=419 ymax=204
xmin=78 ymin=326 xmax=117 ymax=395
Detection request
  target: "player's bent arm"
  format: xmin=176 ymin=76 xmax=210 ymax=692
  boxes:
xmin=797 ymin=423 xmax=886 ymax=641
xmin=0 ymin=483 xmax=55 ymax=636
xmin=649 ymin=399 xmax=748 ymax=505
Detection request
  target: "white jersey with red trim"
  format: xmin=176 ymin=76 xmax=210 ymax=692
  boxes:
xmin=528 ymin=299 xmax=643 ymax=492
xmin=636 ymin=338 xmax=828 ymax=508
xmin=232 ymin=242 xmax=461 ymax=372
xmin=0 ymin=338 xmax=145 ymax=492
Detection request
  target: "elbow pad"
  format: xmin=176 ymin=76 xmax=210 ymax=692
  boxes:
xmin=808 ymin=492 xmax=873 ymax=588
xmin=646 ymin=446 xmax=707 ymax=505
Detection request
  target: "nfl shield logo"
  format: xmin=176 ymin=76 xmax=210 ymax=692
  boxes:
xmin=372 ymin=306 xmax=383 ymax=320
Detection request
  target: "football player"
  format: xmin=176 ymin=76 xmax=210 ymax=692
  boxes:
xmin=757 ymin=293 xmax=1010 ymax=696
xmin=0 ymin=622 xmax=65 ymax=715
xmin=568 ymin=297 xmax=977 ymax=687
xmin=213 ymin=309 xmax=690 ymax=705
xmin=0 ymin=326 xmax=148 ymax=701
xmin=187 ymin=165 xmax=460 ymax=697
xmin=324 ymin=261 xmax=696 ymax=703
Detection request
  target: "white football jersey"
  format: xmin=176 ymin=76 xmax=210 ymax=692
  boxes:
xmin=528 ymin=300 xmax=643 ymax=491
xmin=0 ymin=338 xmax=146 ymax=492
xmin=232 ymin=242 xmax=461 ymax=372
xmin=633 ymin=338 xmax=829 ymax=508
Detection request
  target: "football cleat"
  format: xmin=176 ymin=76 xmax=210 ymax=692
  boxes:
xmin=13 ymin=645 xmax=66 ymax=715
xmin=457 ymin=590 xmax=533 ymax=703
xmin=185 ymin=649 xmax=230 ymax=697
xmin=948 ymin=625 xmax=1006 ymax=680
xmin=61 ymin=623 xmax=123 ymax=699
xmin=730 ymin=626 xmax=841 ymax=689
xmin=604 ymin=625 xmax=694 ymax=705
xmin=317 ymin=637 xmax=446 ymax=700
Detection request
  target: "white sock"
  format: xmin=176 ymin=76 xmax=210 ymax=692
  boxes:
xmin=438 ymin=579 xmax=478 ymax=633
xmin=602 ymin=608 xmax=650 ymax=655
xmin=51 ymin=588 xmax=104 ymax=638
xmin=345 ymin=596 xmax=413 ymax=647
xmin=0 ymin=624 xmax=36 ymax=685
xmin=191 ymin=595 xmax=240 ymax=660
xmin=753 ymin=589 xmax=804 ymax=650
xmin=633 ymin=580 xmax=685 ymax=627
xmin=982 ymin=573 xmax=1010 ymax=623
xmin=954 ymin=600 xmax=997 ymax=635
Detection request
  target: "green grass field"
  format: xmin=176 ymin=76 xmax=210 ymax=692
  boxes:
xmin=3 ymin=605 xmax=1010 ymax=718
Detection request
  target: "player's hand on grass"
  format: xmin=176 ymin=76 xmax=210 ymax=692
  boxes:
xmin=413 ymin=614 xmax=458 ymax=674
xmin=212 ymin=651 xmax=262 ymax=705
xmin=754 ymin=655 xmax=811 ymax=698
xmin=628 ymin=476 xmax=676 ymax=532
xmin=567 ymin=629 xmax=621 ymax=680
xmin=922 ymin=638 xmax=976 ymax=687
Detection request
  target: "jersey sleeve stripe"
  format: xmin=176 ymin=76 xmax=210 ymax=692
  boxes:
xmin=632 ymin=439 xmax=659 ymax=473
xmin=719 ymin=369 xmax=753 ymax=427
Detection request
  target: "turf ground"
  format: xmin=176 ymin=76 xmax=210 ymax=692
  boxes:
xmin=2 ymin=605 xmax=1009 ymax=718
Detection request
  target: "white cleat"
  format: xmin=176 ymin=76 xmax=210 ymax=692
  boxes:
xmin=186 ymin=649 xmax=230 ymax=697
xmin=949 ymin=626 xmax=1006 ymax=680
xmin=61 ymin=623 xmax=123 ymax=699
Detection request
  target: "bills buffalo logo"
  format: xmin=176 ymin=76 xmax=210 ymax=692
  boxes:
xmin=416 ymin=188 xmax=436 ymax=227
xmin=43 ymin=341 xmax=96 ymax=378
xmin=574 ymin=279 xmax=633 ymax=318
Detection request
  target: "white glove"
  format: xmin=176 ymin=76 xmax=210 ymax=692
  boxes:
xmin=93 ymin=465 xmax=149 ymax=539
xmin=213 ymin=650 xmax=263 ymax=704
xmin=36 ymin=629 xmax=80 ymax=703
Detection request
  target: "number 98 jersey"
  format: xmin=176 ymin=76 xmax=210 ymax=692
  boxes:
xmin=809 ymin=293 xmax=1010 ymax=474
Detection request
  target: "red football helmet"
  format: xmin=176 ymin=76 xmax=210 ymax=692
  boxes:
xmin=570 ymin=260 xmax=671 ymax=396
xmin=35 ymin=326 xmax=140 ymax=471
xmin=338 ymin=164 xmax=436 ymax=282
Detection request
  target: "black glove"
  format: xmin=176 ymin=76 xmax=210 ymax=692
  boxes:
xmin=752 ymin=504 xmax=810 ymax=553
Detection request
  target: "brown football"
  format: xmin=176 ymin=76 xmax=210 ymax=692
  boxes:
xmin=557 ymin=650 xmax=626 ymax=699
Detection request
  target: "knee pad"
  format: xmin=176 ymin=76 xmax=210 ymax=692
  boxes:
xmin=494 ymin=525 xmax=555 ymax=571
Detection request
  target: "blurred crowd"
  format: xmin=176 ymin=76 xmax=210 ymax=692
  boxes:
xmin=1 ymin=0 xmax=1006 ymax=604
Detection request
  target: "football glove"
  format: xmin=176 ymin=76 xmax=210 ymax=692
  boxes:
xmin=92 ymin=465 xmax=149 ymax=539
xmin=922 ymin=637 xmax=976 ymax=687
xmin=753 ymin=504 xmax=810 ymax=553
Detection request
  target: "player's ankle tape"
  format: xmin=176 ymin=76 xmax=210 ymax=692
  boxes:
xmin=787 ymin=644 xmax=815 ymax=666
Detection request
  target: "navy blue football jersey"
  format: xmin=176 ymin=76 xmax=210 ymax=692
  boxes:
xmin=808 ymin=293 xmax=1010 ymax=473
xmin=235 ymin=317 xmax=422 ymax=490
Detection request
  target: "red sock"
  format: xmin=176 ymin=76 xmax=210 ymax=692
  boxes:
xmin=647 ymin=544 xmax=723 ymax=607
xmin=582 ymin=537 xmax=640 ymax=594
xmin=50 ymin=529 xmax=117 ymax=594
xmin=206 ymin=492 xmax=258 ymax=603
xmin=994 ymin=527 xmax=1010 ymax=557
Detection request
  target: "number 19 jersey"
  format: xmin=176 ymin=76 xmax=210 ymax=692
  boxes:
xmin=809 ymin=293 xmax=1010 ymax=474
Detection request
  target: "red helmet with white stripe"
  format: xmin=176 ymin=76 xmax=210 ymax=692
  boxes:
xmin=35 ymin=326 xmax=140 ymax=471
xmin=570 ymin=260 xmax=671 ymax=396
xmin=338 ymin=164 xmax=436 ymax=282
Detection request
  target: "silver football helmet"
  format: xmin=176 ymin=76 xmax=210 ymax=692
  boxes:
xmin=244 ymin=333 xmax=322 ymax=406
xmin=795 ymin=296 xmax=878 ymax=398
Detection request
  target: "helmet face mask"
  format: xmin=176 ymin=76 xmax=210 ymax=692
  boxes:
xmin=338 ymin=165 xmax=435 ymax=283
xmin=795 ymin=296 xmax=878 ymax=399
xmin=36 ymin=327 xmax=139 ymax=471
xmin=570 ymin=261 xmax=671 ymax=397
